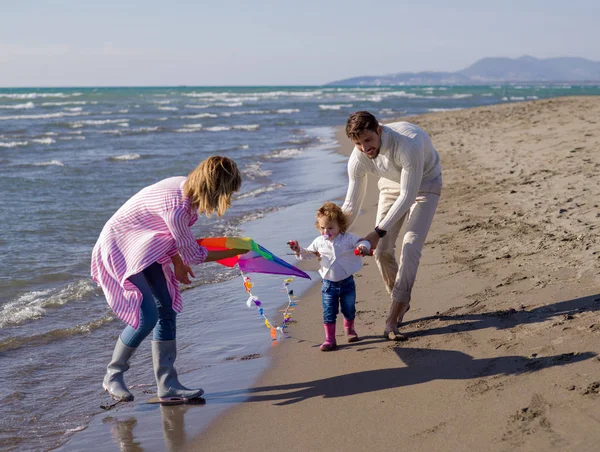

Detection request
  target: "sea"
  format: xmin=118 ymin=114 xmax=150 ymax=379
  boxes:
xmin=1 ymin=84 xmax=599 ymax=451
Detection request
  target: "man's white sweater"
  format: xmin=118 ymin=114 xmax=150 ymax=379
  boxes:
xmin=342 ymin=121 xmax=442 ymax=231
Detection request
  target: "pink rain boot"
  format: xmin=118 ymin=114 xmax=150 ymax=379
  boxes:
xmin=344 ymin=319 xmax=359 ymax=343
xmin=320 ymin=323 xmax=337 ymax=351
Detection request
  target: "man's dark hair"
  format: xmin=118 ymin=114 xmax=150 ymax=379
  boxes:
xmin=345 ymin=111 xmax=379 ymax=140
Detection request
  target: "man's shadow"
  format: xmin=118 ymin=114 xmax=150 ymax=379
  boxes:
xmin=401 ymin=293 xmax=600 ymax=340
xmin=207 ymin=347 xmax=595 ymax=406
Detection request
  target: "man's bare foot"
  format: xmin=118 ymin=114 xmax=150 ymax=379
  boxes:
xmin=383 ymin=325 xmax=407 ymax=341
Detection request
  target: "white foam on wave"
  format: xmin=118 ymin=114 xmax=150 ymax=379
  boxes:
xmin=0 ymin=279 xmax=96 ymax=328
xmin=318 ymin=104 xmax=353 ymax=110
xmin=0 ymin=111 xmax=85 ymax=121
xmin=110 ymin=153 xmax=141 ymax=161
xmin=233 ymin=124 xmax=260 ymax=131
xmin=276 ymin=108 xmax=300 ymax=114
xmin=204 ymin=124 xmax=260 ymax=132
xmin=181 ymin=113 xmax=217 ymax=119
xmin=71 ymin=118 xmax=129 ymax=127
xmin=0 ymin=141 xmax=28 ymax=148
xmin=66 ymin=107 xmax=83 ymax=112
xmin=264 ymin=148 xmax=302 ymax=159
xmin=184 ymin=104 xmax=210 ymax=109
xmin=205 ymin=126 xmax=230 ymax=132
xmin=227 ymin=110 xmax=267 ymax=116
xmin=0 ymin=102 xmax=35 ymax=109
xmin=243 ymin=162 xmax=272 ymax=179
xmin=135 ymin=126 xmax=161 ymax=133
xmin=213 ymin=102 xmax=243 ymax=107
xmin=158 ymin=106 xmax=179 ymax=111
xmin=235 ymin=183 xmax=285 ymax=200
xmin=33 ymin=160 xmax=64 ymax=166
xmin=32 ymin=137 xmax=56 ymax=144
xmin=174 ymin=123 xmax=203 ymax=133
xmin=183 ymin=92 xmax=218 ymax=98
xmin=41 ymin=101 xmax=87 ymax=106
xmin=0 ymin=92 xmax=80 ymax=99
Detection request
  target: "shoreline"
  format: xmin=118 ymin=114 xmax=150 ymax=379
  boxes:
xmin=192 ymin=96 xmax=600 ymax=451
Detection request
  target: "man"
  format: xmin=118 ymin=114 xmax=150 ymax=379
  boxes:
xmin=342 ymin=111 xmax=442 ymax=340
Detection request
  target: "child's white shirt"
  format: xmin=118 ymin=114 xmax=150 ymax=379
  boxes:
xmin=297 ymin=232 xmax=370 ymax=282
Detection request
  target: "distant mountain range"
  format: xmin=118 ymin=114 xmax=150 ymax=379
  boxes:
xmin=326 ymin=56 xmax=600 ymax=85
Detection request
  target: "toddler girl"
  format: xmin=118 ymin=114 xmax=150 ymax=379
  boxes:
xmin=288 ymin=202 xmax=370 ymax=351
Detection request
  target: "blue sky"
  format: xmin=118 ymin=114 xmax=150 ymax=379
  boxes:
xmin=2 ymin=0 xmax=599 ymax=86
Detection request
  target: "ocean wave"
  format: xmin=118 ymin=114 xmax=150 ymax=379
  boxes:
xmin=157 ymin=106 xmax=179 ymax=111
xmin=233 ymin=124 xmax=260 ymax=131
xmin=184 ymin=104 xmax=210 ymax=109
xmin=181 ymin=113 xmax=218 ymax=119
xmin=264 ymin=148 xmax=302 ymax=159
xmin=205 ymin=126 xmax=229 ymax=132
xmin=242 ymin=162 xmax=272 ymax=179
xmin=235 ymin=183 xmax=285 ymax=200
xmin=204 ymin=124 xmax=260 ymax=132
xmin=0 ymin=279 xmax=96 ymax=328
xmin=32 ymin=138 xmax=56 ymax=144
xmin=0 ymin=111 xmax=86 ymax=121
xmin=41 ymin=101 xmax=88 ymax=106
xmin=0 ymin=102 xmax=35 ymax=109
xmin=0 ymin=92 xmax=81 ymax=99
xmin=32 ymin=160 xmax=64 ymax=166
xmin=276 ymin=108 xmax=300 ymax=114
xmin=318 ymin=104 xmax=353 ymax=110
xmin=0 ymin=314 xmax=114 ymax=352
xmin=213 ymin=102 xmax=244 ymax=107
xmin=70 ymin=118 xmax=129 ymax=127
xmin=0 ymin=141 xmax=28 ymax=148
xmin=110 ymin=153 xmax=142 ymax=161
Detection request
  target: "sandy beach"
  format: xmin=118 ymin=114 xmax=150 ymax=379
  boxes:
xmin=191 ymin=96 xmax=600 ymax=452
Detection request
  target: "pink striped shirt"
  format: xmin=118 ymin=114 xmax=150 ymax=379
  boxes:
xmin=91 ymin=176 xmax=208 ymax=329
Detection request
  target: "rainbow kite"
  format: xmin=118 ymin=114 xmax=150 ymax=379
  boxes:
xmin=196 ymin=237 xmax=310 ymax=279
xmin=196 ymin=237 xmax=309 ymax=339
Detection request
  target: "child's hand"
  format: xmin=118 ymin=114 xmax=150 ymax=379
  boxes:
xmin=355 ymin=245 xmax=372 ymax=256
xmin=287 ymin=240 xmax=300 ymax=253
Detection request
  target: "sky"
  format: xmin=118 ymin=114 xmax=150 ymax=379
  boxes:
xmin=1 ymin=0 xmax=599 ymax=87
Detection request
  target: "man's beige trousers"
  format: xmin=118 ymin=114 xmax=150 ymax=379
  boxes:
xmin=374 ymin=175 xmax=442 ymax=304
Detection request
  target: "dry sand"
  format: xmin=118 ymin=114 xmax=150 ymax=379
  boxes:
xmin=190 ymin=96 xmax=600 ymax=452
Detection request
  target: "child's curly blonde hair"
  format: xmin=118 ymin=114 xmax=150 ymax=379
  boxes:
xmin=315 ymin=201 xmax=349 ymax=233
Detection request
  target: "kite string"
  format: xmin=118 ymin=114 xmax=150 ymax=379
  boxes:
xmin=240 ymin=269 xmax=297 ymax=339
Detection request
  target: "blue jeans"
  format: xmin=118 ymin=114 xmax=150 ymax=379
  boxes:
xmin=321 ymin=275 xmax=356 ymax=324
xmin=120 ymin=262 xmax=177 ymax=348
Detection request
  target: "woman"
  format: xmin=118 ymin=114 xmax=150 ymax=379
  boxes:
xmin=92 ymin=156 xmax=246 ymax=403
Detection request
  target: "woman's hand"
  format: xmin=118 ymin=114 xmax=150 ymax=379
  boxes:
xmin=174 ymin=263 xmax=195 ymax=284
xmin=171 ymin=254 xmax=195 ymax=284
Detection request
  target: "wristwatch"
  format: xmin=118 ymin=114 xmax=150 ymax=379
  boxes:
xmin=374 ymin=226 xmax=387 ymax=238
